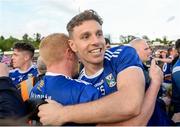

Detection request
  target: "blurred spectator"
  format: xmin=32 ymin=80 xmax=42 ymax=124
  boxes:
xmin=1 ymin=55 xmax=11 ymax=66
xmin=154 ymin=47 xmax=178 ymax=112
xmin=171 ymin=39 xmax=180 ymax=125
xmin=9 ymin=42 xmax=38 ymax=101
xmin=130 ymin=38 xmax=152 ymax=89
xmin=162 ymin=47 xmax=178 ymax=82
xmin=160 ymin=50 xmax=167 ymax=59
xmin=36 ymin=56 xmax=46 ymax=75
xmin=105 ymin=37 xmax=111 ymax=49
xmin=130 ymin=38 xmax=173 ymax=126
xmin=0 ymin=63 xmax=27 ymax=125
xmin=33 ymin=56 xmax=46 ymax=83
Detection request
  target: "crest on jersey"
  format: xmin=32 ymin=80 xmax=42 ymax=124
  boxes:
xmin=105 ymin=73 xmax=116 ymax=87
xmin=28 ymin=73 xmax=33 ymax=78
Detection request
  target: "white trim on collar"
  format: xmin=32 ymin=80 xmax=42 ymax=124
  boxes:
xmin=46 ymin=72 xmax=67 ymax=77
xmin=83 ymin=68 xmax=104 ymax=79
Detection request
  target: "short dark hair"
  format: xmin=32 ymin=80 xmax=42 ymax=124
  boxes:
xmin=13 ymin=42 xmax=35 ymax=58
xmin=175 ymin=39 xmax=180 ymax=54
xmin=105 ymin=38 xmax=110 ymax=45
xmin=66 ymin=9 xmax=103 ymax=37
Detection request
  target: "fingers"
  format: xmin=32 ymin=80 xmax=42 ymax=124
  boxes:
xmin=150 ymin=59 xmax=156 ymax=68
xmin=38 ymin=99 xmax=63 ymax=125
xmin=45 ymin=99 xmax=57 ymax=104
xmin=151 ymin=58 xmax=156 ymax=65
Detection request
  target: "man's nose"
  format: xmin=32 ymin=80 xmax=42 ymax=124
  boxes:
xmin=91 ymin=35 xmax=101 ymax=45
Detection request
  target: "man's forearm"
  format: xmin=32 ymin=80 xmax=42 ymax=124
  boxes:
xmin=61 ymin=69 xmax=145 ymax=124
xmin=100 ymin=81 xmax=160 ymax=126
xmin=63 ymin=91 xmax=140 ymax=124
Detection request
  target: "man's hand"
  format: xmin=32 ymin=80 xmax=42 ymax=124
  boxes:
xmin=38 ymin=99 xmax=66 ymax=125
xmin=172 ymin=112 xmax=180 ymax=123
xmin=0 ymin=63 xmax=9 ymax=77
xmin=149 ymin=59 xmax=163 ymax=87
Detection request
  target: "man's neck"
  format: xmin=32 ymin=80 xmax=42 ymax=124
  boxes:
xmin=84 ymin=62 xmax=103 ymax=76
xmin=19 ymin=62 xmax=32 ymax=72
xmin=47 ymin=63 xmax=72 ymax=78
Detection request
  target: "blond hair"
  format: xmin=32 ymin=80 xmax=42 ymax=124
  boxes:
xmin=39 ymin=33 xmax=69 ymax=66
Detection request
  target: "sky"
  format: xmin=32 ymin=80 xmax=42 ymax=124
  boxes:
xmin=0 ymin=0 xmax=180 ymax=42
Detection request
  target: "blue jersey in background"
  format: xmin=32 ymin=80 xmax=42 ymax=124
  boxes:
xmin=9 ymin=65 xmax=38 ymax=87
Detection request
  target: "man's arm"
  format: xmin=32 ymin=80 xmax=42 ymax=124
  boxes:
xmin=38 ymin=67 xmax=145 ymax=125
xmin=99 ymin=59 xmax=163 ymax=125
xmin=154 ymin=57 xmax=173 ymax=63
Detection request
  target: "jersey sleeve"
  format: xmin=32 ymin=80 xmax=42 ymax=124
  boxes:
xmin=172 ymin=66 xmax=180 ymax=113
xmin=114 ymin=46 xmax=143 ymax=74
xmin=172 ymin=70 xmax=180 ymax=91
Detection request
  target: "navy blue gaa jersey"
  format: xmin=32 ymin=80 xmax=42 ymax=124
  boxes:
xmin=9 ymin=65 xmax=38 ymax=87
xmin=79 ymin=45 xmax=143 ymax=96
xmin=172 ymin=58 xmax=180 ymax=113
xmin=30 ymin=72 xmax=101 ymax=105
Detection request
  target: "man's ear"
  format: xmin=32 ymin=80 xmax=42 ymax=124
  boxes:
xmin=66 ymin=48 xmax=75 ymax=61
xmin=68 ymin=39 xmax=77 ymax=52
xmin=23 ymin=52 xmax=31 ymax=61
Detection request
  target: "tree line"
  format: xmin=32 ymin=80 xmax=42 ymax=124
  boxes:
xmin=0 ymin=33 xmax=175 ymax=52
xmin=0 ymin=33 xmax=41 ymax=52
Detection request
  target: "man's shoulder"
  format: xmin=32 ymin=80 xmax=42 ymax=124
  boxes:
xmin=173 ymin=59 xmax=180 ymax=74
xmin=45 ymin=75 xmax=91 ymax=87
xmin=9 ymin=68 xmax=19 ymax=73
xmin=9 ymin=68 xmax=20 ymax=77
xmin=172 ymin=66 xmax=180 ymax=74
xmin=106 ymin=45 xmax=134 ymax=52
xmin=105 ymin=45 xmax=136 ymax=59
xmin=28 ymin=65 xmax=38 ymax=73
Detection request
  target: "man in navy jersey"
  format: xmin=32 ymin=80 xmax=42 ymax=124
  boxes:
xmin=38 ymin=10 xmax=162 ymax=125
xmin=171 ymin=39 xmax=180 ymax=125
xmin=30 ymin=33 xmax=100 ymax=106
xmin=130 ymin=38 xmax=173 ymax=126
xmin=9 ymin=42 xmax=38 ymax=88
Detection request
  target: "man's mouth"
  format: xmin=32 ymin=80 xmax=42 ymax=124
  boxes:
xmin=90 ymin=48 xmax=101 ymax=53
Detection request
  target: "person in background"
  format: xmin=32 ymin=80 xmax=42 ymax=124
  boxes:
xmin=0 ymin=63 xmax=27 ymax=125
xmin=9 ymin=42 xmax=38 ymax=87
xmin=37 ymin=10 xmax=162 ymax=126
xmin=33 ymin=56 xmax=47 ymax=84
xmin=171 ymin=39 xmax=180 ymax=125
xmin=105 ymin=37 xmax=111 ymax=49
xmin=130 ymin=38 xmax=152 ymax=89
xmin=130 ymin=38 xmax=174 ymax=126
xmin=156 ymin=47 xmax=178 ymax=114
xmin=9 ymin=42 xmax=38 ymax=101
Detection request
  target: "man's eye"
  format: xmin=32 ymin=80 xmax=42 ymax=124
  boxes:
xmin=97 ymin=32 xmax=103 ymax=37
xmin=98 ymin=33 xmax=102 ymax=36
xmin=82 ymin=35 xmax=89 ymax=40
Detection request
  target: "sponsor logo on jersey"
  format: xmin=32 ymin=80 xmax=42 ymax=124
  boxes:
xmin=12 ymin=78 xmax=15 ymax=81
xmin=37 ymin=80 xmax=44 ymax=92
xmin=105 ymin=73 xmax=116 ymax=87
